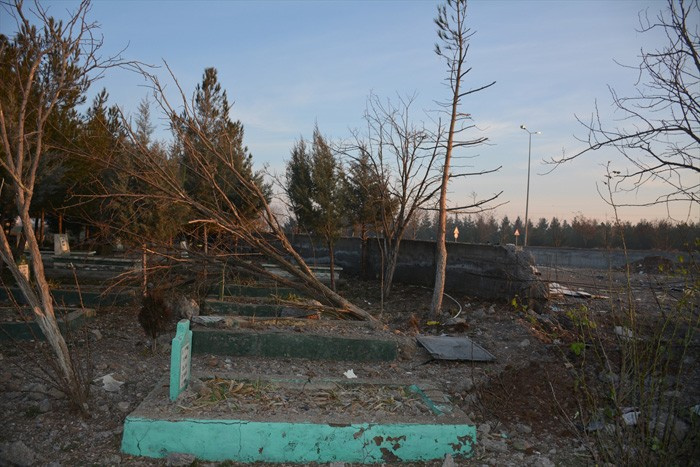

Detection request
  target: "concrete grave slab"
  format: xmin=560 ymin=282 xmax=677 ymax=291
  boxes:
xmin=121 ymin=373 xmax=476 ymax=463
xmin=417 ymin=335 xmax=495 ymax=362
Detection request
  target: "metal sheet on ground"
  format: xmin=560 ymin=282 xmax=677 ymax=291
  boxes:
xmin=417 ymin=335 xmax=495 ymax=362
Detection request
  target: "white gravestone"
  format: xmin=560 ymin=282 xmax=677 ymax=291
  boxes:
xmin=54 ymin=234 xmax=70 ymax=256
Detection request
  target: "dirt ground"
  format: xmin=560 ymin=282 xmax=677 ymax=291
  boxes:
xmin=0 ymin=264 xmax=697 ymax=466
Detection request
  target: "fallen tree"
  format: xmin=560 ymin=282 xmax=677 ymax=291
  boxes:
xmin=94 ymin=64 xmax=377 ymax=323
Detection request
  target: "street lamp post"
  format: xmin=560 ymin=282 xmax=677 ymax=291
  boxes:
xmin=520 ymin=125 xmax=540 ymax=247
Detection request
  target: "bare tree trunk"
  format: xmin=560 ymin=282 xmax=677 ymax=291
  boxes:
xmin=382 ymin=237 xmax=402 ymax=299
xmin=40 ymin=209 xmax=45 ymax=245
xmin=430 ymin=39 xmax=461 ymax=316
xmin=360 ymin=223 xmax=369 ymax=280
xmin=431 ymin=211 xmax=449 ymax=314
xmin=141 ymin=244 xmax=148 ymax=296
xmin=328 ymin=240 xmax=336 ymax=291
xmin=0 ymin=209 xmax=79 ymax=394
xmin=0 ymin=0 xmax=128 ymax=411
xmin=431 ymin=0 xmax=496 ymax=314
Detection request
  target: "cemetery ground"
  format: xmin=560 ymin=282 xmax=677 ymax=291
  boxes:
xmin=0 ymin=264 xmax=698 ymax=466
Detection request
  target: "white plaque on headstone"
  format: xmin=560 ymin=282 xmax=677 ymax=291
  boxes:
xmin=179 ymin=342 xmax=191 ymax=389
xmin=179 ymin=240 xmax=189 ymax=258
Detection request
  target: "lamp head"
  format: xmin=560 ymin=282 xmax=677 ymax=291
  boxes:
xmin=520 ymin=124 xmax=526 ymax=130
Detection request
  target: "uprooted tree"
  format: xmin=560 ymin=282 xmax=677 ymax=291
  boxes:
xmin=98 ymin=65 xmax=377 ymax=323
xmin=550 ymin=0 xmax=699 ymax=216
xmin=0 ymin=0 xmax=125 ymax=409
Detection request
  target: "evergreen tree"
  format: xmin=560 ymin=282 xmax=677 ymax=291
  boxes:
xmin=310 ymin=129 xmax=342 ymax=229
xmin=346 ymin=148 xmax=395 ymax=277
xmin=180 ymin=67 xmax=269 ymax=219
xmin=100 ymin=97 xmax=189 ymax=249
xmin=285 ymin=127 xmax=347 ymax=289
xmin=530 ymin=218 xmax=549 ymax=246
xmin=498 ymin=215 xmax=512 ymax=245
xmin=285 ymin=138 xmax=314 ymax=232
xmin=417 ymin=210 xmax=434 ymax=240
xmin=0 ymin=32 xmax=85 ymax=230
xmin=73 ymin=89 xmax=125 ymax=237
xmin=549 ymin=217 xmax=564 ymax=247
xmin=346 ymin=149 xmax=388 ymax=238
xmin=309 ymin=128 xmax=347 ymax=290
xmin=134 ymin=96 xmax=155 ymax=147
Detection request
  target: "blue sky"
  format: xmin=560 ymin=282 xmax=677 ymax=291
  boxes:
xmin=3 ymin=0 xmax=697 ymax=224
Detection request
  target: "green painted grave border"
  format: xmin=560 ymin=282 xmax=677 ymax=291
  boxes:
xmin=121 ymin=417 xmax=475 ymax=463
xmin=0 ymin=308 xmax=92 ymax=340
xmin=0 ymin=287 xmax=135 ymax=307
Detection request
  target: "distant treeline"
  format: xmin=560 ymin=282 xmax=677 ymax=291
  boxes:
xmin=335 ymin=212 xmax=699 ymax=251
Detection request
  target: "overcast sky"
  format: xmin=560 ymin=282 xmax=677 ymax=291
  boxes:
xmin=3 ymin=0 xmax=697 ymax=224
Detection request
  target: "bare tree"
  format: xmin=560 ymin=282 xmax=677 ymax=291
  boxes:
xmin=550 ymin=0 xmax=699 ymax=217
xmin=347 ymin=93 xmax=444 ymax=300
xmin=430 ymin=0 xmax=497 ymax=315
xmin=102 ymin=64 xmax=377 ymax=323
xmin=0 ymin=0 xmax=125 ymax=408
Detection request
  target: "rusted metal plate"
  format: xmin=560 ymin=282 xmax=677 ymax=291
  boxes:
xmin=417 ymin=335 xmax=495 ymax=362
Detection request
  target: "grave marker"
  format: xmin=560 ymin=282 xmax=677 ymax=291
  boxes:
xmin=54 ymin=234 xmax=70 ymax=256
xmin=169 ymin=320 xmax=193 ymax=401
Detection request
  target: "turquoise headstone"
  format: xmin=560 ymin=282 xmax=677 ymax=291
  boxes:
xmin=169 ymin=319 xmax=192 ymax=401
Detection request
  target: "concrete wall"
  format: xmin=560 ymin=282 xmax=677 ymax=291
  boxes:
xmin=526 ymin=246 xmax=690 ymax=270
xmin=289 ymin=235 xmax=544 ymax=300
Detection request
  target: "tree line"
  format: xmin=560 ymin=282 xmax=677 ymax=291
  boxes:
xmin=280 ymin=129 xmax=698 ymax=253
xmin=396 ymin=212 xmax=699 ymax=251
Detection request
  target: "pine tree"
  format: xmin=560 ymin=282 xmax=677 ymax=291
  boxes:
xmin=284 ymin=127 xmax=347 ymax=290
xmin=180 ymin=67 xmax=269 ymax=219
xmin=346 ymin=149 xmax=393 ymax=278
xmin=285 ymin=138 xmax=314 ymax=232
xmin=103 ymin=97 xmax=188 ymax=248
